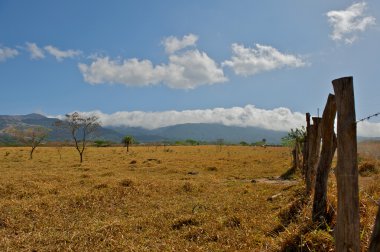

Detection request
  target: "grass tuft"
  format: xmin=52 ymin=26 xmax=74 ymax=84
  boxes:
xmin=223 ymin=216 xmax=241 ymax=228
xmin=119 ymin=179 xmax=134 ymax=187
xmin=93 ymin=183 xmax=108 ymax=189
xmin=359 ymin=161 xmax=379 ymax=176
xmin=172 ymin=217 xmax=200 ymax=230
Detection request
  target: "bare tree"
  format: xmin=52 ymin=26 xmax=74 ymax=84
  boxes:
xmin=55 ymin=144 xmax=63 ymax=160
xmin=6 ymin=126 xmax=49 ymax=159
xmin=216 ymin=138 xmax=224 ymax=151
xmin=56 ymin=112 xmax=99 ymax=163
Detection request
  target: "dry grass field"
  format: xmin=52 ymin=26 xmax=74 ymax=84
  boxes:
xmin=0 ymin=144 xmax=379 ymax=251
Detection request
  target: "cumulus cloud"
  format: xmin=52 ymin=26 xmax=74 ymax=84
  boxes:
xmin=163 ymin=50 xmax=227 ymax=88
xmin=78 ymin=49 xmax=227 ymax=89
xmin=222 ymin=43 xmax=306 ymax=76
xmin=60 ymin=105 xmax=306 ymax=132
xmin=44 ymin=45 xmax=82 ymax=61
xmin=0 ymin=46 xmax=19 ymax=62
xmin=162 ymin=33 xmax=198 ymax=54
xmin=25 ymin=42 xmax=45 ymax=59
xmin=327 ymin=2 xmax=376 ymax=44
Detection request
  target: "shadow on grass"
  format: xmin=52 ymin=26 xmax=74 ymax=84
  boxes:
xmin=267 ymin=185 xmax=336 ymax=251
xmin=267 ymin=188 xmax=309 ymax=237
xmin=280 ymin=166 xmax=298 ymax=180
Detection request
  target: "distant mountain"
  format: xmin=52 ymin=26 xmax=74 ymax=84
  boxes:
xmin=2 ymin=113 xmax=379 ymax=146
xmin=109 ymin=123 xmax=287 ymax=144
xmin=358 ymin=136 xmax=380 ymax=142
xmin=109 ymin=126 xmax=169 ymax=143
xmin=0 ymin=113 xmax=123 ymax=144
xmin=0 ymin=113 xmax=287 ymax=145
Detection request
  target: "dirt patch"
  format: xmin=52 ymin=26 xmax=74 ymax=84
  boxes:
xmin=226 ymin=176 xmax=298 ymax=185
xmin=251 ymin=177 xmax=298 ymax=185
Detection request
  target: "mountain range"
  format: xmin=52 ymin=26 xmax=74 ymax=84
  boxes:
xmin=0 ymin=113 xmax=288 ymax=145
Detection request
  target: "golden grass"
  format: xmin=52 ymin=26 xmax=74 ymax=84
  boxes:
xmin=0 ymin=144 xmax=379 ymax=251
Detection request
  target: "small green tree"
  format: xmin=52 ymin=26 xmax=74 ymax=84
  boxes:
xmin=185 ymin=139 xmax=198 ymax=146
xmin=281 ymin=126 xmax=306 ymax=172
xmin=281 ymin=127 xmax=306 ymax=147
xmin=262 ymin=138 xmax=267 ymax=146
xmin=122 ymin=135 xmax=134 ymax=152
xmin=240 ymin=141 xmax=249 ymax=146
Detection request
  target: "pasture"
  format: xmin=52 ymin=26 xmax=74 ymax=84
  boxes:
xmin=0 ymin=145 xmax=379 ymax=251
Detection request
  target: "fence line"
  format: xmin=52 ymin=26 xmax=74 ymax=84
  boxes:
xmin=356 ymin=112 xmax=380 ymax=123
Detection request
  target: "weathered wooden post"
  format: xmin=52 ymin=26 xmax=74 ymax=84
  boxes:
xmin=312 ymin=94 xmax=337 ymax=222
xmin=302 ymin=113 xmax=311 ymax=175
xmin=295 ymin=141 xmax=301 ymax=170
xmin=292 ymin=148 xmax=297 ymax=169
xmin=333 ymin=76 xmax=360 ymax=252
xmin=291 ymin=142 xmax=301 ymax=171
xmin=311 ymin=117 xmax=322 ymax=186
xmin=369 ymin=206 xmax=380 ymax=252
xmin=306 ymin=117 xmax=322 ymax=195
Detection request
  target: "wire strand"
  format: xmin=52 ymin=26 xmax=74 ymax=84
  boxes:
xmin=356 ymin=112 xmax=380 ymax=124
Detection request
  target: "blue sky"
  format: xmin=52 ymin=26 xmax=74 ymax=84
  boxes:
xmin=1 ymin=1 xmax=380 ymax=135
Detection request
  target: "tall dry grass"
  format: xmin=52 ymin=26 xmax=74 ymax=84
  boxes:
xmin=1 ymin=144 xmax=379 ymax=251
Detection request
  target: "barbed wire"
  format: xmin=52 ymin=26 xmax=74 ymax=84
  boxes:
xmin=356 ymin=112 xmax=380 ymax=124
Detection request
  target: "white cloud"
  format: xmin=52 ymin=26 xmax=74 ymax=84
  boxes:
xmin=0 ymin=46 xmax=19 ymax=62
xmin=44 ymin=45 xmax=82 ymax=61
xmin=162 ymin=33 xmax=198 ymax=54
xmin=163 ymin=50 xmax=227 ymax=89
xmin=61 ymin=105 xmax=306 ymax=132
xmin=357 ymin=121 xmax=380 ymax=138
xmin=78 ymin=49 xmax=227 ymax=89
xmin=25 ymin=42 xmax=45 ymax=59
xmin=327 ymin=2 xmax=376 ymax=44
xmin=222 ymin=43 xmax=306 ymax=76
xmin=54 ymin=106 xmax=380 ymax=137
xmin=78 ymin=57 xmax=159 ymax=87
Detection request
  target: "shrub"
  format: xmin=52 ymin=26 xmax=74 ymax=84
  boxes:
xmin=172 ymin=217 xmax=199 ymax=230
xmin=223 ymin=216 xmax=241 ymax=228
xmin=93 ymin=140 xmax=111 ymax=147
xmin=119 ymin=179 xmax=133 ymax=187
xmin=359 ymin=161 xmax=379 ymax=176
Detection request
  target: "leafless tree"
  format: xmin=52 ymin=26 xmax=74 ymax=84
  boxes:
xmin=6 ymin=126 xmax=49 ymax=159
xmin=216 ymin=138 xmax=224 ymax=151
xmin=56 ymin=112 xmax=99 ymax=163
xmin=55 ymin=144 xmax=63 ymax=160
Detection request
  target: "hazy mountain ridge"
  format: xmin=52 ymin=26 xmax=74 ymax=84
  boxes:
xmin=0 ymin=113 xmax=124 ymax=143
xmin=0 ymin=113 xmax=288 ymax=145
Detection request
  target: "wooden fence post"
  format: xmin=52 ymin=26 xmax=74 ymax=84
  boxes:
xmin=292 ymin=148 xmax=297 ymax=169
xmin=295 ymin=141 xmax=301 ymax=170
xmin=369 ymin=205 xmax=380 ymax=252
xmin=312 ymin=94 xmax=337 ymax=222
xmin=292 ymin=142 xmax=301 ymax=171
xmin=302 ymin=113 xmax=311 ymax=175
xmin=306 ymin=117 xmax=322 ymax=195
xmin=333 ymin=76 xmax=360 ymax=252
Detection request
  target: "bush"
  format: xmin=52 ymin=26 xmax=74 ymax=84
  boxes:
xmin=359 ymin=161 xmax=379 ymax=176
xmin=93 ymin=140 xmax=111 ymax=147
